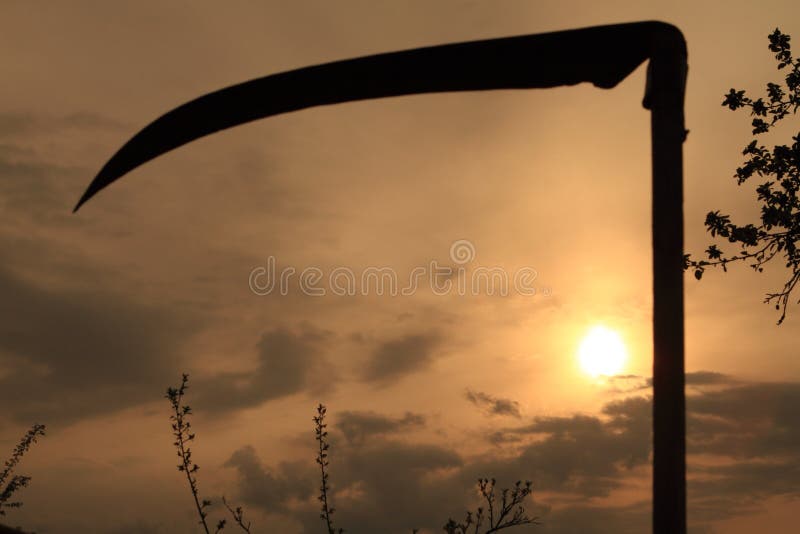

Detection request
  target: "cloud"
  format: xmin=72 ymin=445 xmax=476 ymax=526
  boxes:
xmin=686 ymin=371 xmax=736 ymax=387
xmin=471 ymin=396 xmax=651 ymax=498
xmin=688 ymin=381 xmax=800 ymax=458
xmin=193 ymin=326 xmax=334 ymax=413
xmin=104 ymin=521 xmax=164 ymax=534
xmin=685 ymin=381 xmax=800 ymax=524
xmin=361 ymin=332 xmax=441 ymax=385
xmin=222 ymin=374 xmax=800 ymax=533
xmin=300 ymin=440 xmax=465 ymax=534
xmin=464 ymin=389 xmax=522 ymax=418
xmin=0 ymin=148 xmax=86 ymax=223
xmin=536 ymin=501 xmax=651 ymax=534
xmin=0 ymin=111 xmax=127 ymax=139
xmin=224 ymin=445 xmax=314 ymax=515
xmin=0 ymin=110 xmax=126 ymax=221
xmin=690 ymin=460 xmax=800 ymax=524
xmin=604 ymin=371 xmax=737 ymax=394
xmin=336 ymin=410 xmax=426 ymax=444
xmin=0 ymin=263 xmax=198 ymax=427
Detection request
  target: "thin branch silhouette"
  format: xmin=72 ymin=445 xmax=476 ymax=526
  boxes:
xmin=443 ymin=478 xmax=538 ymax=534
xmin=164 ymin=375 xmax=537 ymax=533
xmin=314 ymin=404 xmax=343 ymax=534
xmin=166 ymin=374 xmax=217 ymax=534
xmin=0 ymin=424 xmax=45 ymax=518
xmin=222 ymin=496 xmax=251 ymax=533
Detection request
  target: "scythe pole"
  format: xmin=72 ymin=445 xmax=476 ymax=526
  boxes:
xmin=645 ymin=33 xmax=688 ymax=534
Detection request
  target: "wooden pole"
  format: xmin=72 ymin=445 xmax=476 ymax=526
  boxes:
xmin=644 ymin=29 xmax=688 ymax=534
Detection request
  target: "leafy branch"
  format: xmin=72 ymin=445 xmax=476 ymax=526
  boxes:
xmin=0 ymin=424 xmax=45 ymax=518
xmin=686 ymin=28 xmax=800 ymax=323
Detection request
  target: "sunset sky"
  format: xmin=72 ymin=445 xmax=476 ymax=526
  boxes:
xmin=1 ymin=1 xmax=799 ymax=533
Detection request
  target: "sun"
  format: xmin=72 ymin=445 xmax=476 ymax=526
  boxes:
xmin=578 ymin=325 xmax=627 ymax=377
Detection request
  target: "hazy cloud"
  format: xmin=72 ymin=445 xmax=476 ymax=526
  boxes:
xmin=606 ymin=370 xmax=736 ymax=394
xmin=464 ymin=389 xmax=522 ymax=418
xmin=0 ymin=263 xmax=198 ymax=427
xmin=0 ymin=111 xmax=127 ymax=139
xmin=225 ymin=374 xmax=800 ymax=533
xmin=685 ymin=380 xmax=800 ymax=524
xmin=688 ymin=381 xmax=800 ymax=457
xmin=361 ymin=332 xmax=441 ymax=385
xmin=0 ymin=149 xmax=86 ymax=222
xmin=472 ymin=396 xmax=651 ymax=498
xmin=537 ymin=501 xmax=651 ymax=534
xmin=104 ymin=521 xmax=164 ymax=534
xmin=224 ymin=445 xmax=314 ymax=515
xmin=336 ymin=410 xmax=426 ymax=444
xmin=194 ymin=326 xmax=334 ymax=413
xmin=686 ymin=371 xmax=736 ymax=386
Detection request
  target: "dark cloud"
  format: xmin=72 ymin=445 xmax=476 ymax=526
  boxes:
xmin=224 ymin=445 xmax=314 ymax=515
xmin=690 ymin=460 xmax=800 ymax=524
xmin=686 ymin=371 xmax=735 ymax=386
xmin=0 ymin=111 xmax=127 ymax=139
xmin=0 ymin=109 xmax=129 ymax=224
xmin=606 ymin=371 xmax=736 ymax=394
xmin=685 ymin=381 xmax=800 ymax=524
xmin=472 ymin=397 xmax=651 ymax=498
xmin=464 ymin=389 xmax=522 ymax=418
xmin=361 ymin=332 xmax=440 ymax=385
xmin=0 ymin=264 xmax=198 ymax=427
xmin=336 ymin=410 xmax=426 ymax=444
xmin=688 ymin=381 xmax=800 ymax=457
xmin=0 ymin=150 xmax=85 ymax=222
xmin=0 ymin=113 xmax=34 ymax=138
xmin=104 ymin=521 xmax=163 ymax=534
xmin=302 ymin=440 xmax=465 ymax=534
xmin=537 ymin=501 xmax=651 ymax=534
xmin=193 ymin=326 xmax=334 ymax=413
xmin=222 ymin=375 xmax=800 ymax=533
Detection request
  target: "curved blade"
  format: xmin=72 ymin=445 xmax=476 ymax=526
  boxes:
xmin=74 ymin=20 xmax=678 ymax=211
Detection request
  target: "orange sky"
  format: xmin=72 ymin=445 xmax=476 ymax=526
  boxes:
xmin=1 ymin=1 xmax=799 ymax=533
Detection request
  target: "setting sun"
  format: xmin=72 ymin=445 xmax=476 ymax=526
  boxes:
xmin=578 ymin=325 xmax=627 ymax=377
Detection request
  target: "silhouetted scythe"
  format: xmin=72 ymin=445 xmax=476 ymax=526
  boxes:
xmin=74 ymin=21 xmax=688 ymax=533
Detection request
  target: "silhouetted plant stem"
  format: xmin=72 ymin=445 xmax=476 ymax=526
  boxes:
xmin=444 ymin=478 xmax=538 ymax=534
xmin=0 ymin=424 xmax=45 ymax=517
xmin=166 ymin=374 xmax=214 ymax=534
xmin=314 ymin=404 xmax=342 ymax=534
xmin=162 ymin=378 xmax=536 ymax=534
xmin=222 ymin=495 xmax=251 ymax=533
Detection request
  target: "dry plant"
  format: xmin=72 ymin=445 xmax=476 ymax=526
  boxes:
xmin=0 ymin=424 xmax=45 ymax=518
xmin=166 ymin=374 xmax=249 ymax=533
xmin=313 ymin=404 xmax=343 ymax=534
xmin=443 ymin=478 xmax=539 ymax=534
xmin=166 ymin=374 xmax=537 ymax=533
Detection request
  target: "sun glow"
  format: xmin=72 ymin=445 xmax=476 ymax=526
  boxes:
xmin=578 ymin=326 xmax=627 ymax=377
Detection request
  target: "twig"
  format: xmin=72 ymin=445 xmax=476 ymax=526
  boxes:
xmin=0 ymin=423 xmax=45 ymax=516
xmin=444 ymin=478 xmax=538 ymax=534
xmin=314 ymin=404 xmax=343 ymax=534
xmin=166 ymin=374 xmax=214 ymax=534
xmin=222 ymin=495 xmax=252 ymax=533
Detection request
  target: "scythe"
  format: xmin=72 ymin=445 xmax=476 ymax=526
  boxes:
xmin=74 ymin=20 xmax=688 ymax=533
